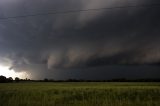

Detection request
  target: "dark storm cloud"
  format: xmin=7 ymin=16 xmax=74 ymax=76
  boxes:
xmin=0 ymin=0 xmax=160 ymax=79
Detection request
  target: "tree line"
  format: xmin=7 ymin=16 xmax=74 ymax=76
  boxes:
xmin=0 ymin=75 xmax=160 ymax=83
xmin=41 ymin=78 xmax=160 ymax=82
xmin=0 ymin=75 xmax=30 ymax=83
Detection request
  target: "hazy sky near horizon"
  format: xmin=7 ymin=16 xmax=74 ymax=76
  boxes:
xmin=0 ymin=0 xmax=160 ymax=79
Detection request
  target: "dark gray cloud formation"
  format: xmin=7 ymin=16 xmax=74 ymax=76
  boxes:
xmin=0 ymin=0 xmax=160 ymax=79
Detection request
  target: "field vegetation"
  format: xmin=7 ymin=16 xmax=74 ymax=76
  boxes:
xmin=0 ymin=82 xmax=160 ymax=106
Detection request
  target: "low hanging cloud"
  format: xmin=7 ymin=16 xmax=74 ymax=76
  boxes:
xmin=0 ymin=0 xmax=160 ymax=79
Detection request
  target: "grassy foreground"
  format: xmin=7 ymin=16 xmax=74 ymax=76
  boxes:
xmin=0 ymin=82 xmax=160 ymax=106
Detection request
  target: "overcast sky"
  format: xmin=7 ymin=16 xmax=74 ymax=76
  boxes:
xmin=0 ymin=0 xmax=160 ymax=80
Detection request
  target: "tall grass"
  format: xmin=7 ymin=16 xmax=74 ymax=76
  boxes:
xmin=0 ymin=82 xmax=159 ymax=106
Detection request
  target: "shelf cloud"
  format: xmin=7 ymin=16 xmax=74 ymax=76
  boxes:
xmin=0 ymin=0 xmax=160 ymax=79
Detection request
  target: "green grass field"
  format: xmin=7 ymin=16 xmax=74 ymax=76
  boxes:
xmin=0 ymin=82 xmax=160 ymax=106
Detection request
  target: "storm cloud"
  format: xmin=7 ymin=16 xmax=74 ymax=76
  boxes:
xmin=0 ymin=0 xmax=160 ymax=79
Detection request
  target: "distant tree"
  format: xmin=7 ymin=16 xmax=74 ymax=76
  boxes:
xmin=7 ymin=77 xmax=13 ymax=82
xmin=15 ymin=77 xmax=20 ymax=82
xmin=44 ymin=78 xmax=48 ymax=82
xmin=0 ymin=75 xmax=7 ymax=83
xmin=8 ymin=77 xmax=13 ymax=80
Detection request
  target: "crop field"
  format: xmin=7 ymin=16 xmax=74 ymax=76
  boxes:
xmin=0 ymin=82 xmax=160 ymax=106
